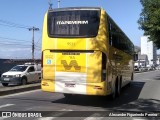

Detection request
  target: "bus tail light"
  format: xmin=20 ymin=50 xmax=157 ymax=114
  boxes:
xmin=42 ymin=81 xmax=49 ymax=86
xmin=94 ymin=86 xmax=103 ymax=90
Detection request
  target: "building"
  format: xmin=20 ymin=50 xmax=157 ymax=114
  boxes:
xmin=134 ymin=54 xmax=148 ymax=67
xmin=157 ymin=54 xmax=160 ymax=65
xmin=138 ymin=54 xmax=148 ymax=66
xmin=0 ymin=59 xmax=17 ymax=76
xmin=141 ymin=36 xmax=157 ymax=65
xmin=134 ymin=46 xmax=141 ymax=54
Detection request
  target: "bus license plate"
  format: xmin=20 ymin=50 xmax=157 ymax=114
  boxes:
xmin=65 ymin=83 xmax=76 ymax=88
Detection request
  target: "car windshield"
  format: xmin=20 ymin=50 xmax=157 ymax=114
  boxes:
xmin=10 ymin=66 xmax=28 ymax=72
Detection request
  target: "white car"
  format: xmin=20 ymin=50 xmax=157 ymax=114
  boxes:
xmin=0 ymin=63 xmax=41 ymax=86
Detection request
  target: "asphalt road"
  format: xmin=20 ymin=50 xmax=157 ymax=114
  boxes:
xmin=0 ymin=71 xmax=160 ymax=120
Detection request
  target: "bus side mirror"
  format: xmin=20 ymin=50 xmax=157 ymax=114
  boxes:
xmin=133 ymin=53 xmax=138 ymax=61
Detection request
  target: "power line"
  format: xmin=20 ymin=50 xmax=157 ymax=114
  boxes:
xmin=0 ymin=35 xmax=41 ymax=53
xmin=0 ymin=43 xmax=31 ymax=46
xmin=0 ymin=36 xmax=29 ymax=42
xmin=0 ymin=44 xmax=31 ymax=47
xmin=0 ymin=19 xmax=31 ymax=29
xmin=35 ymin=35 xmax=42 ymax=46
xmin=35 ymin=45 xmax=41 ymax=49
xmin=0 ymin=41 xmax=28 ymax=45
xmin=0 ymin=23 xmax=28 ymax=29
xmin=0 ymin=19 xmax=42 ymax=32
xmin=0 ymin=36 xmax=32 ymax=47
xmin=0 ymin=41 xmax=29 ymax=45
xmin=0 ymin=19 xmax=41 ymax=59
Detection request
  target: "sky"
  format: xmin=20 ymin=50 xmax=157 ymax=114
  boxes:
xmin=0 ymin=0 xmax=144 ymax=59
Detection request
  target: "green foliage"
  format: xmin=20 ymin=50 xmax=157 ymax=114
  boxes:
xmin=138 ymin=0 xmax=160 ymax=48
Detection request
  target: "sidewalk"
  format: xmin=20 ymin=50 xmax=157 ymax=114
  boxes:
xmin=0 ymin=83 xmax=40 ymax=96
xmin=134 ymin=69 xmax=156 ymax=73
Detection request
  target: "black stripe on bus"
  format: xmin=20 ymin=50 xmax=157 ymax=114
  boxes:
xmin=50 ymin=50 xmax=94 ymax=53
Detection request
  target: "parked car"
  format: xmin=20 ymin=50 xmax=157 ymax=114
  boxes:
xmin=0 ymin=63 xmax=41 ymax=86
xmin=134 ymin=66 xmax=139 ymax=71
xmin=140 ymin=66 xmax=148 ymax=72
xmin=156 ymin=65 xmax=160 ymax=70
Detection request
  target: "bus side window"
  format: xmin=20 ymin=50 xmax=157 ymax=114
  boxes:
xmin=108 ymin=22 xmax=112 ymax=46
xmin=109 ymin=21 xmax=119 ymax=49
xmin=109 ymin=35 xmax=112 ymax=46
xmin=111 ymin=27 xmax=119 ymax=48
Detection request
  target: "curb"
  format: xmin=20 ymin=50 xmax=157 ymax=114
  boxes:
xmin=0 ymin=83 xmax=40 ymax=96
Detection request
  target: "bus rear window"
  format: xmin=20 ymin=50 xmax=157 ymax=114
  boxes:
xmin=48 ymin=9 xmax=100 ymax=38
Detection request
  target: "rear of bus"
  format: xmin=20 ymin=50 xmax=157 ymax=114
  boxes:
xmin=41 ymin=7 xmax=110 ymax=96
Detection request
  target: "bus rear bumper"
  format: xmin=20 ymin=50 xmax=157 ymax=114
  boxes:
xmin=41 ymin=79 xmax=111 ymax=96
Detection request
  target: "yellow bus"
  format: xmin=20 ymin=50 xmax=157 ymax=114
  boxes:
xmin=41 ymin=7 xmax=134 ymax=99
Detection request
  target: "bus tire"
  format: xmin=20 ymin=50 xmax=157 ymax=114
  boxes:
xmin=110 ymin=78 xmax=121 ymax=99
xmin=63 ymin=93 xmax=72 ymax=98
xmin=2 ymin=83 xmax=8 ymax=87
xmin=21 ymin=77 xmax=27 ymax=85
xmin=116 ymin=79 xmax=121 ymax=97
xmin=131 ymin=73 xmax=134 ymax=81
xmin=128 ymin=73 xmax=134 ymax=87
xmin=110 ymin=82 xmax=116 ymax=100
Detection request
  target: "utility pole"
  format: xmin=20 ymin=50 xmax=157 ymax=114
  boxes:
xmin=28 ymin=27 xmax=39 ymax=61
xmin=58 ymin=0 xmax=60 ymax=8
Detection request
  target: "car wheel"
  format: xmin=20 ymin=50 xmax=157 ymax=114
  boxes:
xmin=2 ymin=83 xmax=9 ymax=87
xmin=21 ymin=78 xmax=27 ymax=85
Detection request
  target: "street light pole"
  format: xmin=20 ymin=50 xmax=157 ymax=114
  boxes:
xmin=28 ymin=27 xmax=39 ymax=61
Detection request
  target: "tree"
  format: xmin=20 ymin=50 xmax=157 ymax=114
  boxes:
xmin=138 ymin=0 xmax=160 ymax=48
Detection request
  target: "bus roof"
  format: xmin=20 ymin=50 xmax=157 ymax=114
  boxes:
xmin=48 ymin=7 xmax=101 ymax=12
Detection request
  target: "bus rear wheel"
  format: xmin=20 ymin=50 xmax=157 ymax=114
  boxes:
xmin=63 ymin=93 xmax=73 ymax=98
xmin=110 ymin=82 xmax=116 ymax=100
xmin=116 ymin=80 xmax=121 ymax=97
xmin=110 ymin=79 xmax=121 ymax=99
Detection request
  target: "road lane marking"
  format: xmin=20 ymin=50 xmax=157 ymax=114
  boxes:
xmin=25 ymin=107 xmax=34 ymax=111
xmin=84 ymin=117 xmax=104 ymax=120
xmin=38 ymin=117 xmax=54 ymax=120
xmin=133 ymin=118 xmax=146 ymax=120
xmin=0 ymin=104 xmax=14 ymax=109
xmin=84 ymin=113 xmax=104 ymax=120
